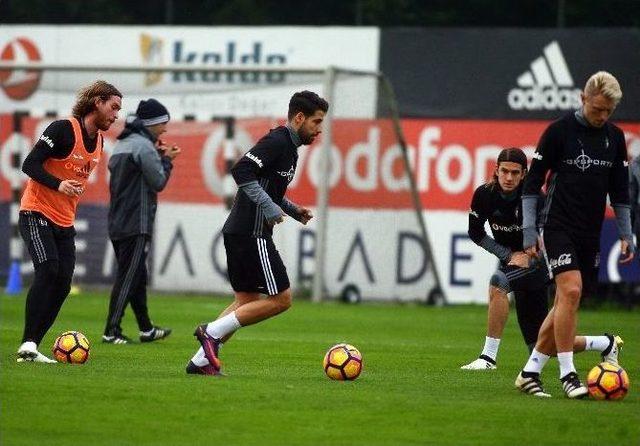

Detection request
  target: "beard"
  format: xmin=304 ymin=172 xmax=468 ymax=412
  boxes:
xmin=298 ymin=128 xmax=316 ymax=145
xmin=95 ymin=113 xmax=113 ymax=131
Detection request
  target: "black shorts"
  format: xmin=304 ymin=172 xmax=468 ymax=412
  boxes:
xmin=224 ymin=233 xmax=289 ymax=296
xmin=499 ymin=259 xmax=550 ymax=293
xmin=541 ymin=228 xmax=599 ymax=290
xmin=18 ymin=211 xmax=76 ymax=266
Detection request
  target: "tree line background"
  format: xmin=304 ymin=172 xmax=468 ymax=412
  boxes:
xmin=1 ymin=0 xmax=639 ymax=27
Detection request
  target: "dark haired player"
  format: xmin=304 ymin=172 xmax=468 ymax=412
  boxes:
xmin=461 ymin=148 xmax=549 ymax=370
xmin=461 ymin=148 xmax=625 ymax=377
xmin=186 ymin=91 xmax=329 ymax=375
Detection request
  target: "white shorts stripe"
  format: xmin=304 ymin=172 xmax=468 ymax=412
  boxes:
xmin=258 ymin=238 xmax=277 ymax=294
xmin=256 ymin=239 xmax=271 ymax=293
xmin=256 ymin=238 xmax=277 ymax=295
xmin=33 ymin=217 xmax=48 ymax=262
xmin=505 ymin=268 xmax=535 ymax=281
xmin=26 ymin=217 xmax=40 ymax=262
xmin=28 ymin=215 xmax=46 ymax=263
xmin=539 ymin=229 xmax=554 ymax=280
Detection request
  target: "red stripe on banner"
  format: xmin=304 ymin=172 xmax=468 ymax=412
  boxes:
xmin=1 ymin=115 xmax=638 ymax=210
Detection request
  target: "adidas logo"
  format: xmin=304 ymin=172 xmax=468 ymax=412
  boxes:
xmin=507 ymin=41 xmax=582 ymax=111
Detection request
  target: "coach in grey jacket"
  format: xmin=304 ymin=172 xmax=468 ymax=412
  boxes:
xmin=103 ymin=99 xmax=181 ymax=344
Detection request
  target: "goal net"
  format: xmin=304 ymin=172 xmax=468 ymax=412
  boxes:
xmin=307 ymin=69 xmax=442 ymax=302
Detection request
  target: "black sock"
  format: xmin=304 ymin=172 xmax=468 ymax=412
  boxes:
xmin=601 ymin=334 xmax=614 ymax=356
xmin=514 ymin=289 xmax=549 ymax=348
xmin=479 ymin=354 xmax=496 ymax=365
xmin=22 ymin=260 xmax=59 ymax=344
xmin=560 ymin=372 xmax=578 ymax=382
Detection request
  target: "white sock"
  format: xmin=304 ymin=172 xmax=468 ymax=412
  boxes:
xmin=18 ymin=341 xmax=37 ymax=353
xmin=583 ymin=335 xmax=610 ymax=352
xmin=140 ymin=328 xmax=154 ymax=336
xmin=191 ymin=348 xmax=209 ymax=367
xmin=191 ymin=342 xmax=225 ymax=367
xmin=557 ymin=351 xmax=576 ymax=378
xmin=523 ymin=349 xmax=551 ymax=374
xmin=206 ymin=312 xmax=241 ymax=339
xmin=481 ymin=337 xmax=501 ymax=362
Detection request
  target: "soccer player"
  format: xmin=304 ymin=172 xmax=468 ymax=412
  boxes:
xmin=515 ymin=71 xmax=634 ymax=398
xmin=103 ymin=99 xmax=180 ymax=344
xmin=17 ymin=80 xmax=122 ymax=362
xmin=186 ymin=91 xmax=328 ymax=375
xmin=631 ymin=151 xmax=640 ymax=303
xmin=630 ymin=151 xmax=640 ymax=260
xmin=461 ymin=148 xmax=549 ymax=370
xmin=462 ymin=149 xmax=622 ymax=372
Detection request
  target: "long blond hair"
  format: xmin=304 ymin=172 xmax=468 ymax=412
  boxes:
xmin=71 ymin=80 xmax=122 ymax=118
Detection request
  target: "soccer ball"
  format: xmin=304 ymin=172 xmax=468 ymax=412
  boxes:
xmin=323 ymin=343 xmax=362 ymax=381
xmin=52 ymin=331 xmax=90 ymax=364
xmin=587 ymin=362 xmax=629 ymax=400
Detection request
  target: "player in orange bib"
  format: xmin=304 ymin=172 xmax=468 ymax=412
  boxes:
xmin=16 ymin=80 xmax=122 ymax=363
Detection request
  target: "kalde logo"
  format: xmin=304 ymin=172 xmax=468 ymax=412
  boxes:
xmin=140 ymin=33 xmax=164 ymax=87
xmin=172 ymin=41 xmax=287 ymax=84
xmin=39 ymin=134 xmax=54 ymax=149
xmin=507 ymin=41 xmax=581 ymax=111
xmin=0 ymin=37 xmax=42 ymax=100
xmin=245 ymin=152 xmax=263 ymax=168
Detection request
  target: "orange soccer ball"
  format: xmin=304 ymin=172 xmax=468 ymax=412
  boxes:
xmin=323 ymin=343 xmax=363 ymax=381
xmin=52 ymin=331 xmax=90 ymax=364
xmin=587 ymin=362 xmax=629 ymax=400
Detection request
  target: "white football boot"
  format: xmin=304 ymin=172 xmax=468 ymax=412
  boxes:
xmin=17 ymin=341 xmax=57 ymax=363
xmin=560 ymin=372 xmax=588 ymax=399
xmin=460 ymin=357 xmax=497 ymax=370
xmin=515 ymin=372 xmax=551 ymax=397
xmin=602 ymin=334 xmax=623 ymax=366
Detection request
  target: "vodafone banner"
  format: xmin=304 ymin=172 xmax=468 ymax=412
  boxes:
xmin=1 ymin=116 xmax=638 ymax=302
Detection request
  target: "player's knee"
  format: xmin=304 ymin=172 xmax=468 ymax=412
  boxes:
xmin=559 ymin=283 xmax=581 ymax=303
xmin=55 ymin=263 xmax=74 ymax=287
xmin=35 ymin=260 xmax=59 ymax=282
xmin=489 ymin=271 xmax=511 ymax=295
xmin=235 ymin=292 xmax=260 ymax=306
xmin=56 ymin=279 xmax=72 ymax=298
xmin=274 ymin=289 xmax=292 ymax=313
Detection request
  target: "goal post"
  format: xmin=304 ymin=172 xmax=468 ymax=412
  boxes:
xmin=311 ymin=67 xmax=443 ymax=303
xmin=0 ymin=62 xmax=444 ymax=303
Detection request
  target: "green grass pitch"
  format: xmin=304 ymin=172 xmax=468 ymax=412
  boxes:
xmin=1 ymin=291 xmax=638 ymax=445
